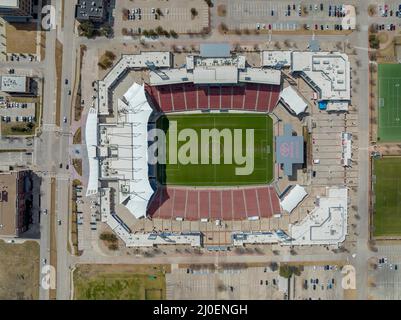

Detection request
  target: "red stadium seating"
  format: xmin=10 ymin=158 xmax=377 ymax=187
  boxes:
xmin=148 ymin=186 xmax=281 ymax=221
xmin=145 ymin=83 xmax=280 ymax=113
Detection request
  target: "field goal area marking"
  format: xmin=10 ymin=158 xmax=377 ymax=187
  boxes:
xmin=380 ymin=78 xmax=401 ymax=129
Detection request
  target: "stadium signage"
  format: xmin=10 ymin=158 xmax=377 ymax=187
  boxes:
xmin=149 ymin=121 xmax=255 ymax=175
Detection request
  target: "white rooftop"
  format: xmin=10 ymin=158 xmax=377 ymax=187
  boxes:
xmin=239 ymin=68 xmax=282 ymax=85
xmin=280 ymin=185 xmax=308 ymax=214
xmin=97 ymin=52 xmax=171 ymax=115
xmin=291 ymin=51 xmax=350 ymax=102
xmin=262 ymin=51 xmax=292 ymax=68
xmin=0 ymin=0 xmax=19 ymax=8
xmin=0 ymin=75 xmax=27 ymax=93
xmin=98 ymin=83 xmax=154 ymax=219
xmin=280 ymin=86 xmax=308 ymax=115
xmin=85 ymin=107 xmax=99 ymax=196
xmin=289 ymin=187 xmax=348 ymax=246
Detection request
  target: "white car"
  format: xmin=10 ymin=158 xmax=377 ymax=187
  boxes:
xmin=313 ymin=159 xmax=320 ymax=164
xmin=43 ymin=209 xmax=48 ymax=215
xmin=63 ymin=116 xmax=67 ymax=123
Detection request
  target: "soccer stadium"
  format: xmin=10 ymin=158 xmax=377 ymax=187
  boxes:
xmin=85 ymin=45 xmax=351 ymax=248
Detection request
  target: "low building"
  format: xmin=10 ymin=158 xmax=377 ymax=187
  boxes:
xmin=0 ymin=0 xmax=32 ymax=22
xmin=0 ymin=75 xmax=30 ymax=93
xmin=0 ymin=171 xmax=32 ymax=238
xmin=289 ymin=187 xmax=348 ymax=246
xmin=75 ymin=0 xmax=107 ymax=22
xmin=276 ymin=124 xmax=304 ymax=177
xmin=291 ymin=51 xmax=351 ymax=110
xmin=341 ymin=132 xmax=352 ymax=167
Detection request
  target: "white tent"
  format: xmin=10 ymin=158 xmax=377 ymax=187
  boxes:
xmin=280 ymin=185 xmax=308 ymax=213
xmin=280 ymin=86 xmax=308 ymax=115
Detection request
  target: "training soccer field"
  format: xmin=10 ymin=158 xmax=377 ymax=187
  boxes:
xmin=156 ymin=113 xmax=274 ymax=186
xmin=378 ymin=64 xmax=401 ymax=142
xmin=373 ymin=157 xmax=401 ymax=237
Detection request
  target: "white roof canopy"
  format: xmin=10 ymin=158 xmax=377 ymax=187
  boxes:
xmin=85 ymin=108 xmax=99 ymax=196
xmin=280 ymin=185 xmax=308 ymax=213
xmin=111 ymin=83 xmax=154 ymax=219
xmin=280 ymin=86 xmax=308 ymax=115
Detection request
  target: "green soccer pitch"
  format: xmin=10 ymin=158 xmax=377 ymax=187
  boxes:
xmin=378 ymin=64 xmax=401 ymax=142
xmin=373 ymin=157 xmax=401 ymax=237
xmin=156 ymin=113 xmax=274 ymax=186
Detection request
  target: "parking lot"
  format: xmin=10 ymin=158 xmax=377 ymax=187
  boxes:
xmin=166 ymin=265 xmax=285 ymax=300
xmin=369 ymin=245 xmax=401 ymax=299
xmin=226 ymin=1 xmax=355 ymax=32
xmin=114 ymin=0 xmax=209 ymax=36
xmin=311 ymin=110 xmax=359 ymax=186
xmin=293 ymin=264 xmax=344 ymax=300
xmin=0 ymin=151 xmax=32 ymax=167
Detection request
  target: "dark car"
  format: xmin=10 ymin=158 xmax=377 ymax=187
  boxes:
xmin=59 ymin=163 xmax=63 ymax=168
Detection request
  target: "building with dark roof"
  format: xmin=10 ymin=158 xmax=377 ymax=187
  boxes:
xmin=0 ymin=170 xmax=33 ymax=238
xmin=75 ymin=0 xmax=107 ymax=22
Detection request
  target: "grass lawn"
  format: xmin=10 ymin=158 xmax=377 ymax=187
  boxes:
xmin=73 ymin=264 xmax=169 ymax=300
xmin=377 ymin=64 xmax=401 ymax=142
xmin=373 ymin=157 xmax=401 ymax=236
xmin=0 ymin=240 xmax=40 ymax=300
xmin=156 ymin=113 xmax=274 ymax=186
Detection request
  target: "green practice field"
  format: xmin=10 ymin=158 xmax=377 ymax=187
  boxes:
xmin=156 ymin=113 xmax=274 ymax=186
xmin=378 ymin=64 xmax=401 ymax=142
xmin=373 ymin=157 xmax=401 ymax=237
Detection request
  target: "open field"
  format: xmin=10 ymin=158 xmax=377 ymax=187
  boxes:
xmin=0 ymin=240 xmax=39 ymax=300
xmin=73 ymin=264 xmax=169 ymax=300
xmin=157 ymin=113 xmax=274 ymax=186
xmin=378 ymin=64 xmax=401 ymax=142
xmin=373 ymin=157 xmax=401 ymax=237
xmin=6 ymin=23 xmax=37 ymax=54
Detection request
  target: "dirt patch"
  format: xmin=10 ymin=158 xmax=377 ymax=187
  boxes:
xmin=217 ymin=4 xmax=227 ymax=17
xmin=0 ymin=240 xmax=40 ymax=300
xmin=72 ymin=159 xmax=82 ymax=176
xmin=6 ymin=23 xmax=37 ymax=54
xmin=73 ymin=128 xmax=81 ymax=144
xmin=378 ymin=32 xmax=389 ymax=44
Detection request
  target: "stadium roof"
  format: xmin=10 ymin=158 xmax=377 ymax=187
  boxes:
xmin=276 ymin=124 xmax=304 ymax=176
xmin=239 ymin=68 xmax=282 ymax=86
xmin=280 ymin=185 xmax=308 ymax=213
xmin=193 ymin=66 xmax=238 ymax=84
xmin=280 ymin=86 xmax=308 ymax=115
xmin=98 ymin=83 xmax=154 ymax=219
xmin=85 ymin=108 xmax=99 ymax=196
xmin=200 ymin=43 xmax=231 ymax=58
